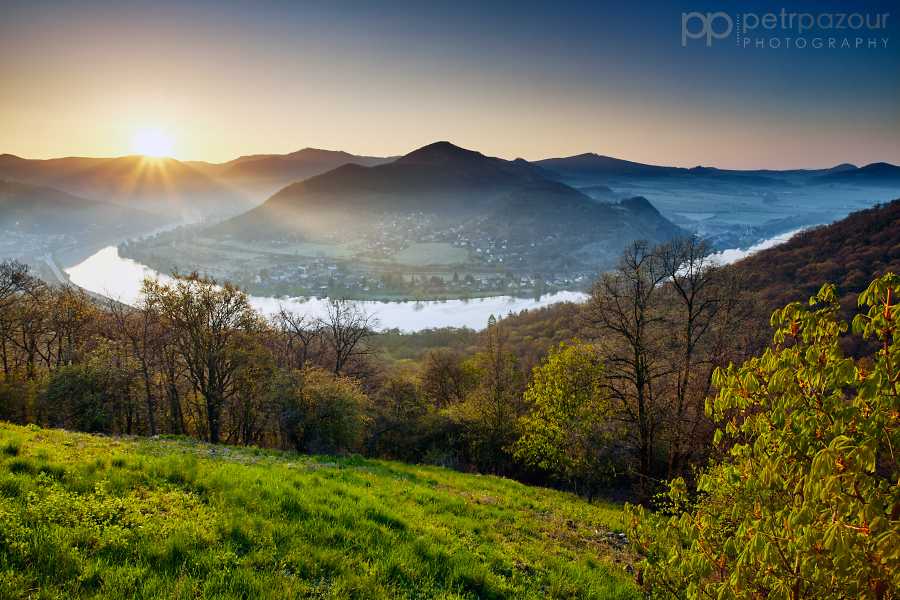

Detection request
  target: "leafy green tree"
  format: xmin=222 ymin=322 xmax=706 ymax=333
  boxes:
xmin=627 ymin=276 xmax=900 ymax=599
xmin=455 ymin=323 xmax=526 ymax=474
xmin=514 ymin=340 xmax=612 ymax=502
xmin=368 ymin=364 xmax=430 ymax=460
xmin=273 ymin=366 xmax=370 ymax=455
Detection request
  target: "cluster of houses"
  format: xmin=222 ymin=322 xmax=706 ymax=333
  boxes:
xmin=2 ymin=231 xmax=78 ymax=261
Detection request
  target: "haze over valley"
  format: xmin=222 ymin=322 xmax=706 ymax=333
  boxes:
xmin=3 ymin=140 xmax=898 ymax=304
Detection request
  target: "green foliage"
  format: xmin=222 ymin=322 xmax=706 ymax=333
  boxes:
xmin=515 ymin=341 xmax=612 ymax=500
xmin=272 ymin=366 xmax=370 ymax=455
xmin=454 ymin=324 xmax=527 ymax=474
xmin=627 ymin=275 xmax=900 ymax=599
xmin=0 ymin=422 xmax=640 ymax=599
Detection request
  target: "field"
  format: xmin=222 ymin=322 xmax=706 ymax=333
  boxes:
xmin=0 ymin=423 xmax=640 ymax=599
xmin=391 ymin=244 xmax=469 ymax=267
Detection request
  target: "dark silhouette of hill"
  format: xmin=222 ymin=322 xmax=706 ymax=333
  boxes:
xmin=533 ymin=153 xmax=795 ymax=188
xmin=463 ymin=183 xmax=680 ymax=270
xmin=530 ymin=154 xmax=899 ymax=191
xmin=732 ymin=199 xmax=900 ymax=356
xmin=0 ymin=155 xmax=252 ymax=220
xmin=0 ymin=180 xmax=166 ymax=235
xmin=535 ymin=153 xmax=677 ymax=178
xmin=215 ymin=148 xmax=396 ymax=200
xmin=807 ymin=162 xmax=900 ymax=186
xmin=212 ymin=142 xmax=683 ymax=270
xmin=216 ymin=142 xmax=551 ymax=237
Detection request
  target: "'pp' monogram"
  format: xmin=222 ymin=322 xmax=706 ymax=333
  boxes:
xmin=682 ymin=12 xmax=733 ymax=46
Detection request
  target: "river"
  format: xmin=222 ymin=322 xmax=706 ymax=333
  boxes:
xmin=63 ymin=229 xmax=804 ymax=332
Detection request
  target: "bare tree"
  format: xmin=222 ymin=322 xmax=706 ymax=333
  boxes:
xmin=0 ymin=260 xmax=42 ymax=377
xmin=274 ymin=307 xmax=327 ymax=370
xmin=657 ymin=234 xmax=746 ymax=477
xmin=579 ymin=239 xmax=670 ymax=479
xmin=421 ymin=347 xmax=469 ymax=408
xmin=318 ymin=298 xmax=381 ymax=381
xmin=107 ymin=297 xmax=165 ymax=436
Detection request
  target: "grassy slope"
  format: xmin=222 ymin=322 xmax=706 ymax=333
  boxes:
xmin=0 ymin=423 xmax=639 ymax=599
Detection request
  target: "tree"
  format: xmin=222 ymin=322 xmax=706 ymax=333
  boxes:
xmin=142 ymin=272 xmax=261 ymax=444
xmin=107 ymin=297 xmax=164 ymax=436
xmin=275 ymin=307 xmax=327 ymax=371
xmin=0 ymin=260 xmax=42 ymax=378
xmin=455 ymin=322 xmax=527 ymax=474
xmin=367 ymin=364 xmax=429 ymax=460
xmin=627 ymin=277 xmax=900 ymax=599
xmin=580 ymin=239 xmax=669 ymax=479
xmin=514 ymin=340 xmax=612 ymax=502
xmin=319 ymin=297 xmax=380 ymax=380
xmin=657 ymin=234 xmax=748 ymax=478
xmin=421 ymin=347 xmax=469 ymax=408
xmin=273 ymin=366 xmax=369 ymax=455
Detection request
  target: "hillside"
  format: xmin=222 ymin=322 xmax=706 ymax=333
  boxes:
xmin=0 ymin=155 xmax=253 ymax=220
xmin=0 ymin=179 xmax=163 ymax=232
xmin=0 ymin=423 xmax=640 ymax=599
xmin=215 ymin=142 xmax=549 ymax=235
xmin=211 ymin=142 xmax=681 ymax=271
xmin=463 ymin=184 xmax=680 ymax=271
xmin=215 ymin=148 xmax=397 ymax=201
xmin=732 ymin=198 xmax=900 ymax=354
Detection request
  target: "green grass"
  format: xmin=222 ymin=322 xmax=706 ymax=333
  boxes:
xmin=0 ymin=423 xmax=639 ymax=599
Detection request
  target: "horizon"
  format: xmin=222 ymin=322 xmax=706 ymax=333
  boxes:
xmin=2 ymin=141 xmax=897 ymax=172
xmin=2 ymin=0 xmax=899 ymax=170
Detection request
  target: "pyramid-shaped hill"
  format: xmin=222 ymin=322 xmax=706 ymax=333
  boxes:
xmin=214 ymin=142 xmax=553 ymax=238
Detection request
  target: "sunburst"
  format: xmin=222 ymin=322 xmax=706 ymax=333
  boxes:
xmin=134 ymin=129 xmax=172 ymax=158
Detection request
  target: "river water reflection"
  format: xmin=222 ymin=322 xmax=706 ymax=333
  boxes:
xmin=64 ymin=246 xmax=587 ymax=331
xmin=64 ymin=229 xmax=802 ymax=332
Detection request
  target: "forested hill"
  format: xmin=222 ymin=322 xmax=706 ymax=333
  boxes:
xmin=733 ymin=199 xmax=900 ymax=352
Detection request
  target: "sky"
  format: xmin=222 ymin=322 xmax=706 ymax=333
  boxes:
xmin=1 ymin=0 xmax=898 ymax=169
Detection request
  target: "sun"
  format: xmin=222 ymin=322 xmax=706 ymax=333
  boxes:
xmin=134 ymin=129 xmax=172 ymax=158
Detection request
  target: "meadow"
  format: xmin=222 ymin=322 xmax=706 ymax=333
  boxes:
xmin=0 ymin=423 xmax=640 ymax=599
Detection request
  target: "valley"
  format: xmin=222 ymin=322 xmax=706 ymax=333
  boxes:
xmin=4 ymin=142 xmax=900 ymax=307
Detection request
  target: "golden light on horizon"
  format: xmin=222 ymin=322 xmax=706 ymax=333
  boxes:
xmin=134 ymin=129 xmax=172 ymax=158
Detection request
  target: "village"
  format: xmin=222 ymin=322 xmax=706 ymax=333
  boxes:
xmin=118 ymin=211 xmax=595 ymax=301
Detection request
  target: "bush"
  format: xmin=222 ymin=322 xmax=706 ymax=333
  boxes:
xmin=627 ymin=275 xmax=900 ymax=599
xmin=272 ymin=366 xmax=369 ymax=455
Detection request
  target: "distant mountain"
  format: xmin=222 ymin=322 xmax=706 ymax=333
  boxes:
xmin=215 ymin=148 xmax=396 ymax=201
xmin=213 ymin=142 xmax=682 ymax=269
xmin=807 ymin=162 xmax=900 ymax=186
xmin=0 ymin=180 xmax=166 ymax=236
xmin=219 ymin=142 xmax=550 ymax=236
xmin=215 ymin=142 xmax=555 ymax=236
xmin=535 ymin=153 xmax=678 ymax=179
xmin=537 ymin=155 xmax=900 ymax=190
xmin=0 ymin=155 xmax=252 ymax=220
xmin=532 ymin=153 xmax=793 ymax=188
